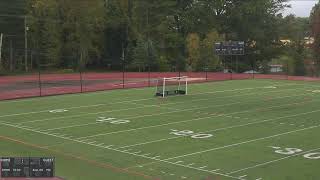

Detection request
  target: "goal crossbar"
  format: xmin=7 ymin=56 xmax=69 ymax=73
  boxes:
xmin=155 ymin=76 xmax=188 ymax=97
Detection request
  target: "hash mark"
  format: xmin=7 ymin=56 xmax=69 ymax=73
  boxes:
xmin=211 ymin=169 xmax=220 ymax=172
xmin=175 ymin=161 xmax=184 ymax=164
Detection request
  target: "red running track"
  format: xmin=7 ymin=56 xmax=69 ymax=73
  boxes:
xmin=0 ymin=72 xmax=319 ymax=101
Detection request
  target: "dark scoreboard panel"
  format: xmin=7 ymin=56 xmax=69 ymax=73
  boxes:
xmin=0 ymin=157 xmax=55 ymax=178
xmin=215 ymin=41 xmax=245 ymax=56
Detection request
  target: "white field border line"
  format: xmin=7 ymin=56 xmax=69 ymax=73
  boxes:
xmin=128 ymin=125 xmax=320 ymax=170
xmin=1 ymin=122 xmax=318 ymax=180
xmin=0 ymin=78 xmax=269 ymax=105
xmin=0 ymin=79 xmax=265 ymax=104
xmin=227 ymin=147 xmax=320 ymax=175
xmin=0 ymin=86 xmax=255 ymax=118
xmin=42 ymin=91 xmax=310 ymax=131
xmin=119 ymin=107 xmax=320 ymax=149
xmin=78 ymin=95 xmax=315 ymax=140
xmin=0 ymin=122 xmax=242 ymax=180
xmin=15 ymin=86 xmax=307 ymax=125
xmin=0 ymin=79 xmax=314 ymax=106
xmin=0 ymin=83 xmax=304 ymax=118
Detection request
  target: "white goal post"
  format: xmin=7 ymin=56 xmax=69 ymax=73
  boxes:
xmin=155 ymin=76 xmax=188 ymax=97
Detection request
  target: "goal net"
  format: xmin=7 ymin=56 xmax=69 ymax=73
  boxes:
xmin=155 ymin=76 xmax=188 ymax=97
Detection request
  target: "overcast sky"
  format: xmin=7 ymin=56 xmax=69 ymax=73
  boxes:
xmin=282 ymin=0 xmax=318 ymax=17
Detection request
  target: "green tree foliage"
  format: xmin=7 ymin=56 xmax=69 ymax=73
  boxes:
xmin=186 ymin=33 xmax=200 ymax=71
xmin=0 ymin=0 xmax=26 ymax=71
xmin=2 ymin=0 xmax=307 ymax=74
xmin=27 ymin=0 xmax=106 ymax=69
xmin=311 ymin=1 xmax=320 ymax=75
xmin=200 ymin=30 xmax=224 ymax=72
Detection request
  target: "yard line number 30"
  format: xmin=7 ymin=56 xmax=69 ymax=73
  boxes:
xmin=271 ymin=146 xmax=320 ymax=160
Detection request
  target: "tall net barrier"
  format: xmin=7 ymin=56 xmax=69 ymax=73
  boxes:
xmin=1 ymin=35 xmax=320 ymax=100
xmin=1 ymin=57 xmax=320 ymax=101
xmin=0 ymin=72 xmax=40 ymax=100
xmin=252 ymin=59 xmax=289 ymax=81
xmin=82 ymin=62 xmax=124 ymax=92
xmin=39 ymin=64 xmax=82 ymax=96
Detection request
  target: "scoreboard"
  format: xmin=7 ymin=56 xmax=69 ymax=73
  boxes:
xmin=215 ymin=41 xmax=245 ymax=56
xmin=0 ymin=157 xmax=55 ymax=178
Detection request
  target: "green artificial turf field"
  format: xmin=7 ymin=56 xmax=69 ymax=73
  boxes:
xmin=0 ymin=79 xmax=320 ymax=180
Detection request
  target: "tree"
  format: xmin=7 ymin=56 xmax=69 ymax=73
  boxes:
xmin=311 ymin=1 xmax=320 ymax=76
xmin=200 ymin=30 xmax=224 ymax=71
xmin=0 ymin=0 xmax=26 ymax=72
xmin=186 ymin=33 xmax=200 ymax=71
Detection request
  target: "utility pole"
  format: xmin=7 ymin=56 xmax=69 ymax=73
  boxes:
xmin=0 ymin=33 xmax=3 ymax=68
xmin=146 ymin=6 xmax=150 ymax=86
xmin=24 ymin=16 xmax=28 ymax=72
xmin=10 ymin=39 xmax=13 ymax=71
xmin=104 ymin=0 xmax=109 ymax=8
xmin=122 ymin=43 xmax=125 ymax=89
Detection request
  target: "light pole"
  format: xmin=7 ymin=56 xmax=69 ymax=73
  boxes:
xmin=25 ymin=16 xmax=29 ymax=72
xmin=0 ymin=33 xmax=3 ymax=69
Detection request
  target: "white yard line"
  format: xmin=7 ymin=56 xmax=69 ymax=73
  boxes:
xmin=76 ymin=94 xmax=316 ymax=139
xmin=0 ymin=98 xmax=152 ymax=118
xmin=163 ymin=126 xmax=319 ymax=160
xmin=16 ymin=86 xmax=307 ymax=125
xmin=119 ymin=107 xmax=320 ymax=149
xmin=0 ymin=83 xmax=303 ymax=118
xmin=43 ymin=102 xmax=238 ymax=131
xmin=1 ymin=120 xmax=317 ymax=179
xmin=32 ymin=86 xmax=315 ymax=131
xmin=227 ymin=147 xmax=320 ymax=175
xmin=0 ymin=110 xmax=320 ymax=179
xmin=128 ymin=125 xmax=320 ymax=169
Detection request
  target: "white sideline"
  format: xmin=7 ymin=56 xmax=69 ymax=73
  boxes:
xmin=0 ymin=121 xmax=242 ymax=180
xmin=0 ymin=82 xmax=303 ymax=118
xmin=76 ymin=93 xmax=316 ymax=139
xmin=1 ymin=121 xmax=319 ymax=179
xmin=227 ymin=147 xmax=320 ymax=174
xmin=119 ymin=107 xmax=320 ymax=149
xmin=16 ymin=85 xmax=307 ymax=125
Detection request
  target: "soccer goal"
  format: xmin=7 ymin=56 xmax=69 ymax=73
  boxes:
xmin=155 ymin=76 xmax=188 ymax=97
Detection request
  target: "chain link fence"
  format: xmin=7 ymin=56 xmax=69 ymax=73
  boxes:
xmin=1 ymin=49 xmax=319 ymax=101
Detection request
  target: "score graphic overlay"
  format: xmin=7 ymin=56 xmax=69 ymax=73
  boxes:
xmin=0 ymin=157 xmax=55 ymax=178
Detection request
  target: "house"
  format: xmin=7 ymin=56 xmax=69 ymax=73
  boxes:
xmin=270 ymin=64 xmax=283 ymax=73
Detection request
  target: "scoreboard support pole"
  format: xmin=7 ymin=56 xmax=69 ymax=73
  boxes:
xmin=236 ymin=55 xmax=239 ymax=73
